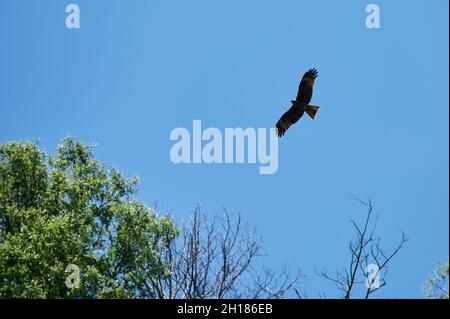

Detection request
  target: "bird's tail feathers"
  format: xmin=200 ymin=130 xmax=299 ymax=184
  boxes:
xmin=305 ymin=105 xmax=320 ymax=119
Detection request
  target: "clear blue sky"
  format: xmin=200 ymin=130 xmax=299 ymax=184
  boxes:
xmin=0 ymin=0 xmax=448 ymax=298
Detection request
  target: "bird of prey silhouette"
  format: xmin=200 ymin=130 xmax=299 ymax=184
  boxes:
xmin=275 ymin=68 xmax=320 ymax=138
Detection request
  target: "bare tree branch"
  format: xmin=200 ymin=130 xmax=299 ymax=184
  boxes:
xmin=318 ymin=197 xmax=408 ymax=298
xmin=147 ymin=204 xmax=302 ymax=299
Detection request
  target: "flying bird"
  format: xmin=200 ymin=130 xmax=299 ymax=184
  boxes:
xmin=275 ymin=68 xmax=320 ymax=138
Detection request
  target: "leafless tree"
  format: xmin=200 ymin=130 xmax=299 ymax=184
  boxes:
xmin=317 ymin=197 xmax=408 ymax=299
xmin=145 ymin=205 xmax=302 ymax=299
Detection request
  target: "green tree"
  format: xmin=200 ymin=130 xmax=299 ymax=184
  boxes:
xmin=0 ymin=137 xmax=178 ymax=298
xmin=424 ymin=258 xmax=449 ymax=299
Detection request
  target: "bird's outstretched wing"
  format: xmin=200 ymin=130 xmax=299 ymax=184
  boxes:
xmin=275 ymin=106 xmax=304 ymax=138
xmin=296 ymin=68 xmax=318 ymax=104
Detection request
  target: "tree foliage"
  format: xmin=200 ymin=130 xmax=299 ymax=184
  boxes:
xmin=0 ymin=137 xmax=178 ymax=298
xmin=424 ymin=258 xmax=449 ymax=299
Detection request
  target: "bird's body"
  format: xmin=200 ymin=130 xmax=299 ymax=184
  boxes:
xmin=275 ymin=68 xmax=320 ymax=138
